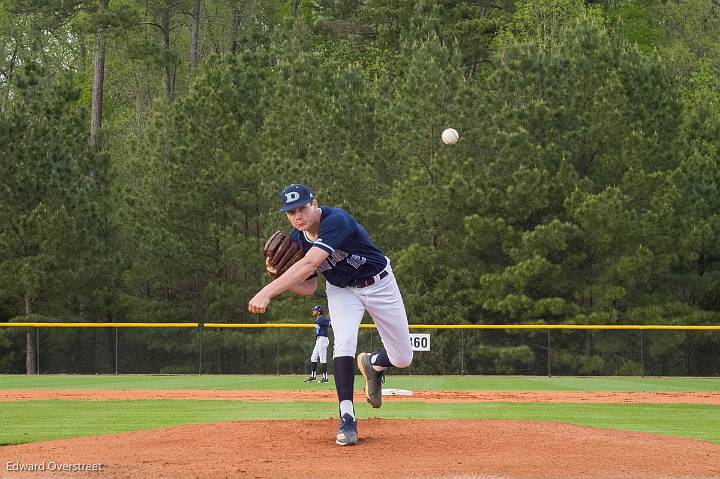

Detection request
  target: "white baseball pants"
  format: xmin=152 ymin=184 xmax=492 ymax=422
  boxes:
xmin=326 ymin=261 xmax=413 ymax=368
xmin=311 ymin=336 xmax=329 ymax=363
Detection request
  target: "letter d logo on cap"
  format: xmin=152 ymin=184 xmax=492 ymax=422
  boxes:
xmin=279 ymin=184 xmax=314 ymax=212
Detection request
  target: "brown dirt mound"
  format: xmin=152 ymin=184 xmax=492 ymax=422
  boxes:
xmin=1 ymin=420 xmax=719 ymax=479
xmin=1 ymin=389 xmax=719 ymax=403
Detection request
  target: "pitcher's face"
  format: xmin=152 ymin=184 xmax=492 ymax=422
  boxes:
xmin=285 ymin=201 xmax=319 ymax=231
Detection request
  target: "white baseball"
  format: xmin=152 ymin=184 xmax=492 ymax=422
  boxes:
xmin=442 ymin=128 xmax=459 ymax=145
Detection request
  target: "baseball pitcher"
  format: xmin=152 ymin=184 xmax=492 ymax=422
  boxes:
xmin=249 ymin=183 xmax=413 ymax=446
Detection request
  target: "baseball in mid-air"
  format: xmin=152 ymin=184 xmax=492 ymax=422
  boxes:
xmin=442 ymin=128 xmax=459 ymax=145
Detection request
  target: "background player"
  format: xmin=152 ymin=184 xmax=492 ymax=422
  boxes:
xmin=305 ymin=304 xmax=331 ymax=383
xmin=248 ymin=183 xmax=413 ymax=446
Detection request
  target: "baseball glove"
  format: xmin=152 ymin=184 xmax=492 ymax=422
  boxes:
xmin=263 ymin=231 xmax=304 ymax=279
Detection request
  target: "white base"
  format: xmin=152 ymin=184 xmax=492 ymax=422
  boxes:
xmin=382 ymin=388 xmax=413 ymax=396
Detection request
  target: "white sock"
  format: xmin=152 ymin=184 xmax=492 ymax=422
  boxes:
xmin=339 ymin=400 xmax=354 ymax=419
xmin=370 ymin=353 xmax=386 ymax=372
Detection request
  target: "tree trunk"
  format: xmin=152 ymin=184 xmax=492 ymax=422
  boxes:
xmin=25 ymin=295 xmax=36 ymax=375
xmin=189 ymin=0 xmax=201 ymax=69
xmin=90 ymin=0 xmax=109 ymax=148
xmin=229 ymin=2 xmax=240 ymax=54
xmin=3 ymin=45 xmax=18 ymax=101
xmin=161 ymin=6 xmax=174 ymax=102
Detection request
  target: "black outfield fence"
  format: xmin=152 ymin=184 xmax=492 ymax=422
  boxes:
xmin=0 ymin=323 xmax=719 ymax=377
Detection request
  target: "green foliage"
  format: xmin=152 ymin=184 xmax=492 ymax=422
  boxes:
xmin=121 ymin=53 xmax=270 ymax=323
xmin=470 ymin=343 xmax=535 ymax=374
xmin=0 ymin=65 xmax=96 ymax=307
xmin=2 ymin=0 xmax=720 ymax=374
xmin=311 ymin=0 xmax=514 ymax=76
xmin=456 ymin=13 xmax=686 ymax=335
xmin=658 ymin=0 xmax=720 ymax=77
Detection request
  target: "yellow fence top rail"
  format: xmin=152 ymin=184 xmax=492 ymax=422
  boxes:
xmin=0 ymin=322 xmax=198 ymax=328
xmin=0 ymin=322 xmax=719 ymax=330
xmin=403 ymin=324 xmax=720 ymax=331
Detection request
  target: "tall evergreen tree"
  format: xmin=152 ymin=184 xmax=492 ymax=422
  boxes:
xmin=0 ymin=65 xmax=105 ymax=372
xmin=373 ymin=20 xmax=477 ymax=326
xmin=122 ymin=52 xmax=269 ymax=325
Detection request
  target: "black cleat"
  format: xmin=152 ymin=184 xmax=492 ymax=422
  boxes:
xmin=336 ymin=413 xmax=358 ymax=446
xmin=304 ymin=377 xmax=318 ymax=383
xmin=357 ymin=352 xmax=383 ymax=408
xmin=320 ymin=377 xmax=329 ymax=383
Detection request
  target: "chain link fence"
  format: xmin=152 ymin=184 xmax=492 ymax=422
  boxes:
xmin=0 ymin=325 xmax=719 ymax=376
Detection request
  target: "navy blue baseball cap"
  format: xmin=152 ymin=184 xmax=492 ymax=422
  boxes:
xmin=312 ymin=304 xmax=323 ymax=313
xmin=279 ymin=184 xmax=314 ymax=212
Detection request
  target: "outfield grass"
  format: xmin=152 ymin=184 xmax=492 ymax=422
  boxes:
xmin=0 ymin=374 xmax=719 ymax=392
xmin=0 ymin=400 xmax=718 ymax=446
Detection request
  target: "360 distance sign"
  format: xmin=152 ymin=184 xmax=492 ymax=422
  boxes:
xmin=409 ymin=334 xmax=430 ymax=351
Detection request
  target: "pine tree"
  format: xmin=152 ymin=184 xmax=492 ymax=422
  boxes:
xmin=0 ymin=65 xmax=104 ymax=373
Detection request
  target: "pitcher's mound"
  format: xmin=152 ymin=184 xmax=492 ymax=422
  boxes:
xmin=1 ymin=419 xmax=719 ymax=478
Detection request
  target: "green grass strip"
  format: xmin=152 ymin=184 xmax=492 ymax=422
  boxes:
xmin=1 ymin=375 xmax=719 ymax=391
xmin=0 ymin=400 xmax=718 ymax=446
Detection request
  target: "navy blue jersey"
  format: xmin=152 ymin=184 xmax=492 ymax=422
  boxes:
xmin=315 ymin=315 xmax=331 ymax=337
xmin=291 ymin=206 xmax=387 ymax=288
